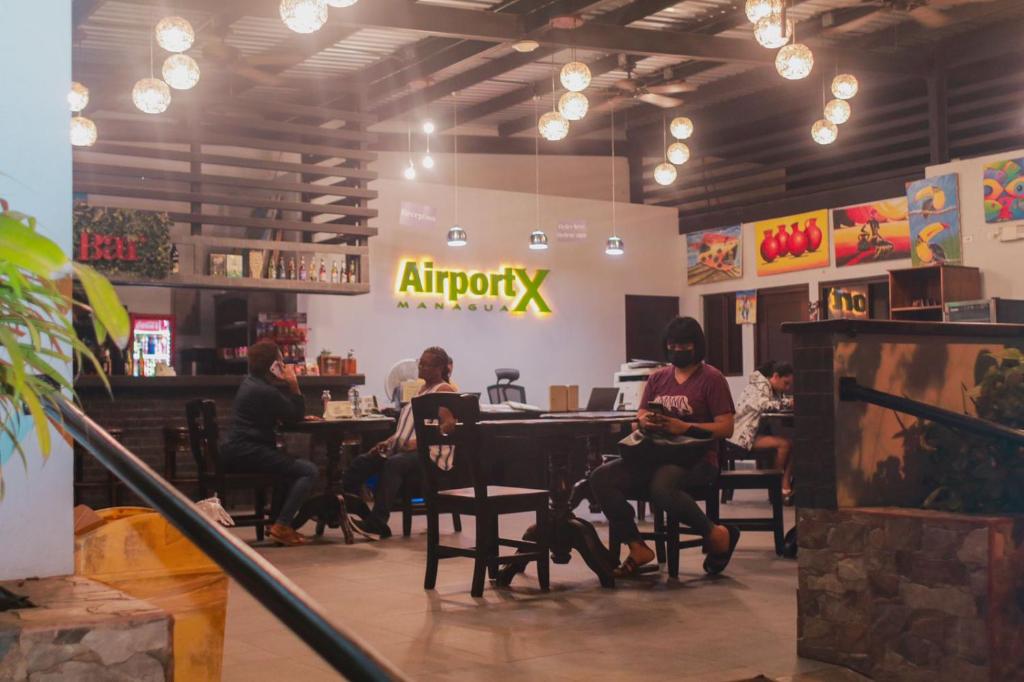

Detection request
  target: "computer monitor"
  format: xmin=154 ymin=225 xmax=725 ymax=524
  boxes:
xmin=586 ymin=387 xmax=620 ymax=411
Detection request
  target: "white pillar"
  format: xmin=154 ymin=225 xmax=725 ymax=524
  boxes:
xmin=0 ymin=1 xmax=74 ymax=579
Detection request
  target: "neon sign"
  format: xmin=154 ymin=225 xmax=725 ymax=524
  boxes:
xmin=395 ymin=259 xmax=552 ymax=315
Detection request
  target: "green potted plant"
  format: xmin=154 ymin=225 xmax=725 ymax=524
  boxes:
xmin=1 ymin=205 xmax=128 ymax=498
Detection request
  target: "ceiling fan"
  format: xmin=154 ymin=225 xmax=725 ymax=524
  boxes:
xmin=607 ymin=60 xmax=696 ymax=110
xmin=851 ymin=0 xmax=998 ymax=30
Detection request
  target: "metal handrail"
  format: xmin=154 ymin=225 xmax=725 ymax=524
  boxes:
xmin=47 ymin=395 xmax=404 ymax=682
xmin=838 ymin=377 xmax=1024 ymax=446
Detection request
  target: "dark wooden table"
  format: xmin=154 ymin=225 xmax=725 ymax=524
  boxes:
xmin=282 ymin=416 xmax=395 ymax=492
xmin=479 ymin=414 xmax=634 ymax=589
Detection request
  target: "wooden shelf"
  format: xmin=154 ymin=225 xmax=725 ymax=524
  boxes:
xmin=108 ymin=274 xmax=369 ymax=296
xmin=891 ymin=305 xmax=942 ymax=312
xmin=888 ymin=265 xmax=981 ymax=320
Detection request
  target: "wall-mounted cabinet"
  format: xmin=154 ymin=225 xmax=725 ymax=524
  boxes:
xmin=888 ymin=265 xmax=981 ymax=321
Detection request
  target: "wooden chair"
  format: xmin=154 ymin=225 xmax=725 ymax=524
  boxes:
xmin=185 ymin=399 xmax=276 ymax=541
xmin=398 ymin=474 xmax=462 ymax=537
xmin=412 ymin=392 xmax=549 ymax=597
xmin=73 ymin=428 xmax=125 ymax=507
xmin=717 ymin=442 xmax=784 ymax=555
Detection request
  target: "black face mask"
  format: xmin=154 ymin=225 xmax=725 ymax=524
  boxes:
xmin=668 ymin=350 xmax=696 ymax=368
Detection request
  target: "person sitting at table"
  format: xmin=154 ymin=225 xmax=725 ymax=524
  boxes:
xmin=589 ymin=316 xmax=740 ymax=578
xmin=342 ymin=346 xmax=456 ymax=538
xmin=727 ymin=360 xmax=795 ymax=500
xmin=221 ymin=339 xmax=319 ymax=547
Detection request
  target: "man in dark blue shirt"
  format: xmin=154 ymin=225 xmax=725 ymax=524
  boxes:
xmin=222 ymin=340 xmax=317 ymax=546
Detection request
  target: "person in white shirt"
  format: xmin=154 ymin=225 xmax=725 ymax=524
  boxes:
xmin=342 ymin=347 xmax=455 ymax=537
xmin=727 ymin=360 xmax=794 ymax=499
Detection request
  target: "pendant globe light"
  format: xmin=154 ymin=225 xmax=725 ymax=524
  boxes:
xmin=447 ymin=93 xmax=467 ymax=247
xmin=831 ymin=73 xmax=859 ymax=100
xmin=653 ymin=118 xmax=677 ymax=186
xmin=754 ymin=14 xmax=793 ymax=49
xmin=606 ymin=107 xmax=624 ymax=256
xmin=529 ymin=97 xmax=549 ymax=251
xmin=558 ymin=91 xmax=589 ymax=121
xmin=670 ymin=116 xmax=693 ymax=140
xmin=133 ymin=39 xmax=171 ymax=114
xmin=162 ymin=54 xmax=200 ymax=90
xmin=155 ymin=16 xmax=194 ymax=53
xmin=70 ymin=115 xmax=98 ymax=147
xmin=745 ymin=0 xmax=781 ymax=23
xmin=280 ymin=0 xmax=328 ymax=34
xmin=68 ymin=82 xmax=89 ymax=112
xmin=811 ymin=119 xmax=838 ymax=145
xmin=560 ymin=50 xmax=591 ymax=92
xmin=539 ymin=56 xmax=570 ymax=141
xmin=824 ymin=98 xmax=851 ymax=125
xmin=776 ymin=42 xmax=813 ymax=80
xmin=667 ymin=142 xmax=690 ymax=166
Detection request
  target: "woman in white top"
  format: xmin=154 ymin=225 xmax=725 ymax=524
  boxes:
xmin=342 ymin=347 xmax=455 ymax=537
xmin=727 ymin=360 xmax=794 ymax=499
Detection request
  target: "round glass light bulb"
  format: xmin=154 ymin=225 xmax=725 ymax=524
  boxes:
xmin=831 ymin=73 xmax=859 ymax=100
xmin=280 ymin=0 xmax=328 ymax=34
xmin=560 ymin=61 xmax=592 ymax=92
xmin=529 ymin=230 xmax=549 ymax=250
xmin=824 ymin=98 xmax=851 ymax=125
xmin=422 ymin=120 xmax=435 ymax=134
xmin=812 ymin=119 xmax=838 ymax=145
xmin=745 ymin=0 xmax=781 ymax=23
xmin=447 ymin=226 xmax=467 ymax=247
xmin=132 ymin=77 xmax=172 ymax=114
xmin=654 ymin=162 xmax=677 ymax=186
xmin=68 ymin=81 xmax=89 ymax=112
xmin=421 ymin=154 xmax=435 ymax=169
xmin=155 ymin=16 xmax=195 ymax=53
xmin=162 ymin=54 xmax=200 ymax=90
xmin=775 ymin=43 xmax=814 ymax=81
xmin=326 ymin=0 xmax=359 ymax=6
xmin=538 ymin=110 xmax=570 ymax=141
xmin=754 ymin=16 xmax=793 ymax=49
xmin=70 ymin=116 xmax=98 ymax=147
xmin=403 ymin=162 xmax=417 ymax=180
xmin=670 ymin=116 xmax=693 ymax=140
xmin=558 ymin=91 xmax=589 ymax=121
xmin=605 ymin=236 xmax=624 ymax=256
xmin=667 ymin=142 xmax=690 ymax=165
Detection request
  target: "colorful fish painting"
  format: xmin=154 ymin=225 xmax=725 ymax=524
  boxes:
xmin=983 ymin=158 xmax=1024 ymax=223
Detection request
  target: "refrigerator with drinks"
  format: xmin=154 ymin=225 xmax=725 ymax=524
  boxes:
xmin=129 ymin=314 xmax=175 ymax=377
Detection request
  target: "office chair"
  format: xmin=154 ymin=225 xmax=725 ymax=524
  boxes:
xmin=486 ymin=368 xmax=526 ymax=404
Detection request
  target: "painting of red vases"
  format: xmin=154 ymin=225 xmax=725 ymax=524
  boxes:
xmin=754 ymin=209 xmax=830 ymax=276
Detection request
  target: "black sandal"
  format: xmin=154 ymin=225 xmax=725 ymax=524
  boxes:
xmin=703 ymin=525 xmax=741 ymax=575
xmin=613 ymin=555 xmax=658 ymax=578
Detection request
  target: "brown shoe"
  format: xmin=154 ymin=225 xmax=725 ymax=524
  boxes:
xmin=269 ymin=523 xmax=308 ymax=546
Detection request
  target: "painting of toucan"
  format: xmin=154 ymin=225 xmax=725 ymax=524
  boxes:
xmin=906 ymin=174 xmax=963 ymax=267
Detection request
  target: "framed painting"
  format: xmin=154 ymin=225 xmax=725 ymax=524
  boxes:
xmin=831 ymin=198 xmax=911 ymax=267
xmin=906 ymin=174 xmax=962 ymax=266
xmin=983 ymin=158 xmax=1024 ymax=223
xmin=754 ymin=209 xmax=829 ymax=276
xmin=685 ymin=225 xmax=742 ymax=285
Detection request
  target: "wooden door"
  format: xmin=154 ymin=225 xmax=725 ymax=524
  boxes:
xmin=755 ymin=285 xmax=809 ymax=368
xmin=625 ymin=295 xmax=680 ymax=362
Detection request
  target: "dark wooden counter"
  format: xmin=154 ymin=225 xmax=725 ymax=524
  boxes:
xmin=75 ymin=374 xmax=365 ymax=392
xmin=781 ymin=318 xmax=1024 ymax=338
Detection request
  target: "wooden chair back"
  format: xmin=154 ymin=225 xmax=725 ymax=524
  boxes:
xmin=411 ymin=392 xmax=484 ymax=501
xmin=185 ymin=399 xmax=223 ymax=498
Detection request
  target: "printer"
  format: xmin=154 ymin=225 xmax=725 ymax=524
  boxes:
xmin=612 ymin=361 xmax=666 ymax=411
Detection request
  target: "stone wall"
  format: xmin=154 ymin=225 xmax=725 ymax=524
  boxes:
xmin=798 ymin=507 xmax=1024 ymax=681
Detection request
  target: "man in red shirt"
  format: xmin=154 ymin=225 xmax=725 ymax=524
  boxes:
xmin=590 ymin=317 xmax=740 ymax=577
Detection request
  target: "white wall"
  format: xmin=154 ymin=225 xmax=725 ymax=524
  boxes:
xmin=301 ymin=178 xmax=680 ymax=408
xmin=0 ymin=1 xmax=73 ymax=579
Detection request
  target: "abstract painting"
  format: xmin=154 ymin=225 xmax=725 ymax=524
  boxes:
xmin=685 ymin=225 xmax=742 ymax=285
xmin=982 ymin=158 xmax=1024 ymax=223
xmin=831 ymin=198 xmax=911 ymax=267
xmin=754 ymin=209 xmax=830 ymax=276
xmin=906 ymin=174 xmax=962 ymax=267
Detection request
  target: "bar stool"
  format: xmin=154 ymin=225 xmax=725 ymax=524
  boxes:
xmin=73 ymin=427 xmax=125 ymax=507
xmin=163 ymin=426 xmax=197 ymax=491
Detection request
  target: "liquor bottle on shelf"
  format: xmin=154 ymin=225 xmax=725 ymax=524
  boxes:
xmin=347 ymin=261 xmax=357 ymax=284
xmin=287 ymin=257 xmax=296 ymax=280
xmin=318 ymin=258 xmax=327 ymax=284
xmin=308 ymin=257 xmax=317 ymax=283
xmin=278 ymin=257 xmax=286 ymax=280
xmin=267 ymin=256 xmax=276 ymax=280
xmin=298 ymin=256 xmax=307 ymax=281
xmin=330 ymin=260 xmax=339 ymax=284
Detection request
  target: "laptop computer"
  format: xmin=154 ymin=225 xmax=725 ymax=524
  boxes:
xmin=585 ymin=387 xmax=620 ymax=411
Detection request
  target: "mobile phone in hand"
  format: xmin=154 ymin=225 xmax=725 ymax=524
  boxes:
xmin=645 ymin=402 xmax=668 ymax=416
xmin=270 ymin=360 xmax=285 ymax=379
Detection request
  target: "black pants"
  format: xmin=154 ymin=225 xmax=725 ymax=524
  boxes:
xmin=590 ymin=444 xmax=717 ymax=545
xmin=342 ymin=451 xmax=420 ymax=523
xmin=224 ymin=445 xmax=318 ymax=526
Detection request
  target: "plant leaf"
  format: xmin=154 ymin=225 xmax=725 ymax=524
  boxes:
xmin=74 ymin=263 xmax=129 ymax=346
xmin=0 ymin=214 xmax=69 ymax=278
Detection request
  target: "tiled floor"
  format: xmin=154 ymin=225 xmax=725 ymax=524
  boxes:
xmin=222 ymin=492 xmax=866 ymax=681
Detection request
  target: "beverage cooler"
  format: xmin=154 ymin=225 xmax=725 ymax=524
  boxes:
xmin=129 ymin=314 xmax=175 ymax=377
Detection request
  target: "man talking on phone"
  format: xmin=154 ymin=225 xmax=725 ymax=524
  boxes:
xmin=221 ymin=339 xmax=318 ymax=546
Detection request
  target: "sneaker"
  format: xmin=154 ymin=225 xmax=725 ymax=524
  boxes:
xmin=269 ymin=523 xmax=309 ymax=546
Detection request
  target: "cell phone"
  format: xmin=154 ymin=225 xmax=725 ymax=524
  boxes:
xmin=270 ymin=360 xmax=285 ymax=379
xmin=645 ymin=402 xmax=669 ymax=416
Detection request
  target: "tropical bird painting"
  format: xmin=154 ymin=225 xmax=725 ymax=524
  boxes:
xmin=906 ymin=174 xmax=963 ymax=267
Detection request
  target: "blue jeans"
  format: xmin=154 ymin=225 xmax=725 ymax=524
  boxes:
xmin=342 ymin=450 xmax=420 ymax=523
xmin=225 ymin=445 xmax=318 ymax=526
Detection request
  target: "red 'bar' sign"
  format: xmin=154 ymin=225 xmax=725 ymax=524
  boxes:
xmin=78 ymin=230 xmax=147 ymax=262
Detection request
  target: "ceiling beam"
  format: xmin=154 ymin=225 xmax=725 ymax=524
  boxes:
xmin=73 ymin=0 xmax=106 ymax=29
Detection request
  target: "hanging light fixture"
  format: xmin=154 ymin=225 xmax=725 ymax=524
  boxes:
xmin=811 ymin=119 xmax=838 ymax=145
xmin=280 ymin=0 xmax=328 ymax=33
xmin=421 ymin=118 xmax=435 ymax=168
xmin=831 ymin=73 xmax=859 ymax=100
xmin=560 ymin=53 xmax=591 ymax=92
xmin=745 ymin=0 xmax=781 ymax=24
xmin=155 ymin=16 xmax=194 ymax=53
xmin=776 ymin=43 xmax=813 ymax=80
xmin=824 ymin=98 xmax=851 ymax=125
xmin=422 ymin=120 xmax=435 ymax=134
xmin=539 ymin=56 xmax=570 ymax=141
xmin=654 ymin=118 xmax=677 ymax=185
xmin=68 ymin=82 xmax=89 ymax=112
xmin=162 ymin=54 xmax=200 ymax=90
xmin=670 ymin=116 xmax=693 ymax=140
xmin=326 ymin=0 xmax=359 ymax=6
xmin=667 ymin=142 xmax=690 ymax=166
xmin=529 ymin=96 xmax=549 ymax=251
xmin=448 ymin=92 xmax=466 ymax=247
xmin=606 ymin=106 xmax=624 ymax=256
xmin=403 ymin=124 xmax=417 ymax=180
xmin=754 ymin=15 xmax=793 ymax=49
xmin=513 ymin=40 xmax=540 ymax=53
xmin=558 ymin=91 xmax=589 ymax=121
xmin=134 ymin=38 xmax=171 ymax=114
xmin=70 ymin=115 xmax=97 ymax=147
